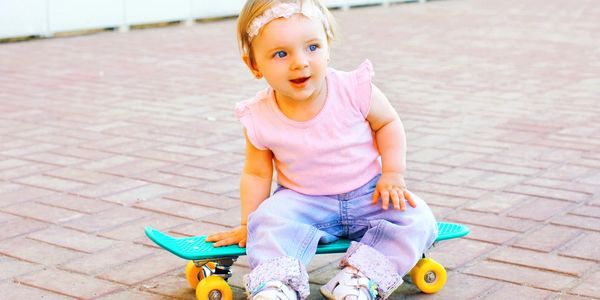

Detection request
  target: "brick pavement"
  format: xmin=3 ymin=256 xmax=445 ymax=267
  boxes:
xmin=1 ymin=0 xmax=599 ymax=299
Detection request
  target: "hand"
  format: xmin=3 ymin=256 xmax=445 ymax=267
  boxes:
xmin=205 ymin=225 xmax=247 ymax=248
xmin=372 ymin=172 xmax=416 ymax=211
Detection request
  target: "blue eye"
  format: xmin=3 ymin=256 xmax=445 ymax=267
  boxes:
xmin=308 ymin=44 xmax=318 ymax=52
xmin=274 ymin=51 xmax=287 ymax=58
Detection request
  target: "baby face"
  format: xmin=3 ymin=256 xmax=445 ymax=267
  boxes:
xmin=250 ymin=13 xmax=329 ymax=104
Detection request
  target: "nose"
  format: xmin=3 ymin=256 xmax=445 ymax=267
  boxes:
xmin=290 ymin=52 xmax=309 ymax=70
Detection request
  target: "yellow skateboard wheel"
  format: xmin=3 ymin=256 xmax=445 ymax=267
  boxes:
xmin=410 ymin=258 xmax=447 ymax=294
xmin=196 ymin=275 xmax=233 ymax=300
xmin=185 ymin=261 xmax=215 ymax=289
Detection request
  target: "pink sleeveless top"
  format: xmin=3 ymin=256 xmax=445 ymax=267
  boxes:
xmin=235 ymin=60 xmax=381 ymax=195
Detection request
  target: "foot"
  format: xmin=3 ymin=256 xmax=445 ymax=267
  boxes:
xmin=251 ymin=280 xmax=298 ymax=300
xmin=320 ymin=266 xmax=378 ymax=300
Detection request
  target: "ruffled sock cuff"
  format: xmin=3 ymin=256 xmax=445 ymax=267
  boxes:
xmin=244 ymin=256 xmax=310 ymax=299
xmin=340 ymin=242 xmax=403 ymax=299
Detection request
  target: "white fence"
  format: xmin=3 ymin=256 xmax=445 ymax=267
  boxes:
xmin=0 ymin=0 xmax=423 ymax=39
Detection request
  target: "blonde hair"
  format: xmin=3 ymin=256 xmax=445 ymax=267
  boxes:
xmin=237 ymin=0 xmax=337 ymax=66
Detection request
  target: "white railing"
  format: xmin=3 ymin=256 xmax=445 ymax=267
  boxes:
xmin=0 ymin=0 xmax=423 ymax=40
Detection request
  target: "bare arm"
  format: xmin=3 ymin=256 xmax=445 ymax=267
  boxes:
xmin=240 ymin=130 xmax=274 ymax=225
xmin=366 ymin=84 xmax=415 ymax=211
xmin=206 ymin=130 xmax=273 ymax=247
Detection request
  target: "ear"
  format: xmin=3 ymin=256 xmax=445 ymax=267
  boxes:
xmin=242 ymin=55 xmax=263 ymax=79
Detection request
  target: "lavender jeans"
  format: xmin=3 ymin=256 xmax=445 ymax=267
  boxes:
xmin=244 ymin=175 xmax=438 ymax=299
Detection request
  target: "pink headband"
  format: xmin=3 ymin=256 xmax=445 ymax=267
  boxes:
xmin=247 ymin=1 xmax=332 ymax=42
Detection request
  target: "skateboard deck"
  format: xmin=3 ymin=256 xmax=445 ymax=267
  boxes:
xmin=145 ymin=221 xmax=469 ymax=260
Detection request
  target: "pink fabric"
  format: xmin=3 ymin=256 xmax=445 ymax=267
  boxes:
xmin=235 ymin=60 xmax=381 ymax=195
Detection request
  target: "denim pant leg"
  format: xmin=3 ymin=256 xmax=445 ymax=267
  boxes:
xmin=245 ymin=187 xmax=339 ymax=299
xmin=342 ymin=189 xmax=438 ymax=298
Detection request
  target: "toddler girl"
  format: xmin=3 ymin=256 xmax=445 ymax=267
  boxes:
xmin=206 ymin=0 xmax=438 ymax=299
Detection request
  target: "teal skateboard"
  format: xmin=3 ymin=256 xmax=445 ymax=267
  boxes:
xmin=145 ymin=222 xmax=469 ymax=299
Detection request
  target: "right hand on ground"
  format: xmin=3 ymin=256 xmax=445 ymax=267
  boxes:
xmin=205 ymin=225 xmax=247 ymax=248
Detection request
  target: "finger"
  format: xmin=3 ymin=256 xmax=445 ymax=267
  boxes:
xmin=380 ymin=190 xmax=390 ymax=210
xmin=397 ymin=189 xmax=406 ymax=211
xmin=239 ymin=239 xmax=246 ymax=248
xmin=404 ymin=191 xmax=417 ymax=208
xmin=372 ymin=189 xmax=380 ymax=205
xmin=214 ymin=237 xmax=235 ymax=247
xmin=390 ymin=189 xmax=401 ymax=210
xmin=205 ymin=234 xmax=221 ymax=242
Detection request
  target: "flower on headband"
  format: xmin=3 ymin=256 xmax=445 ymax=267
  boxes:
xmin=247 ymin=1 xmax=331 ymax=42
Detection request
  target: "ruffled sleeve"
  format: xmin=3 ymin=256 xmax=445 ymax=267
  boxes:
xmin=353 ymin=59 xmax=375 ymax=118
xmin=234 ymin=95 xmax=267 ymax=150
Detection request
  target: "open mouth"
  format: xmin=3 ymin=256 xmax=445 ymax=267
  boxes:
xmin=290 ymin=76 xmax=310 ymax=84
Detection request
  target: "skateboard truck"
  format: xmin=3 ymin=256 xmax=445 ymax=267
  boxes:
xmin=194 ymin=257 xmax=237 ymax=281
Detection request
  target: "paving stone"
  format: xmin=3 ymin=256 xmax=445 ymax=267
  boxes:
xmin=410 ymin=273 xmax=497 ymax=300
xmin=524 ymin=178 xmax=600 ymax=194
xmin=469 ymin=173 xmax=526 ymax=191
xmin=408 ymin=191 xmax=470 ymax=208
xmin=201 ymin=207 xmax=243 ymax=227
xmin=0 ymin=281 xmax=74 ymax=300
xmin=446 ymin=210 xmax=538 ymax=233
xmin=467 ymin=161 xmax=542 ymax=176
xmin=169 ymin=221 xmax=232 ymax=238
xmin=59 ymin=242 xmax=155 ymax=275
xmin=488 ymin=246 xmax=596 ymax=277
xmin=484 ymin=282 xmax=554 ymax=300
xmin=410 ymin=182 xmax=489 ymax=200
xmin=14 ymin=175 xmax=87 ymax=192
xmin=569 ymin=205 xmax=600 ymax=218
xmin=0 ymin=162 xmax=57 ymax=180
xmin=507 ymin=198 xmax=574 ymax=221
xmin=464 ymin=224 xmax=520 ymax=245
xmin=569 ymin=270 xmax=600 ymax=299
xmin=49 ymin=146 xmax=113 ymax=160
xmin=23 ymin=152 xmax=86 ymax=166
xmin=512 ymin=224 xmax=582 ymax=253
xmin=0 ymin=237 xmax=82 ymax=265
xmin=103 ymin=158 xmax=171 ymax=177
xmin=135 ymin=269 xmax=196 ymax=299
xmin=0 ymin=218 xmax=48 ymax=240
xmin=0 ymin=186 xmax=56 ymax=207
xmin=551 ymin=214 xmax=600 ymax=232
xmin=64 ymin=206 xmax=150 ymax=233
xmin=0 ymin=211 xmax=19 ymax=224
xmin=99 ymin=214 xmax=189 ymax=242
xmin=163 ymin=189 xmax=239 ymax=209
xmin=71 ymin=178 xmax=148 ymax=198
xmin=99 ymin=289 xmax=175 ymax=300
xmin=429 ymin=238 xmax=494 ymax=270
xmin=541 ymin=164 xmax=597 ymax=181
xmin=433 ymin=152 xmax=485 ymax=167
xmin=28 ymin=226 xmax=117 ymax=254
xmin=36 ymin=193 xmax=118 ymax=214
xmin=428 ymin=168 xmax=488 ymax=186
xmin=134 ymin=198 xmax=221 ymax=220
xmin=97 ymin=252 xmax=182 ymax=286
xmin=464 ymin=192 xmax=527 ymax=214
xmin=1 ymin=201 xmax=84 ymax=224
xmin=463 ymin=260 xmax=577 ymax=292
xmin=0 ymin=256 xmax=41 ymax=280
xmin=102 ymin=183 xmax=175 ymax=206
xmin=559 ymin=232 xmax=600 ymax=261
xmin=505 ymin=185 xmax=590 ymax=202
xmin=193 ymin=176 xmax=240 ymax=195
xmin=16 ymin=268 xmax=123 ymax=299
xmin=45 ymin=167 xmax=120 ymax=184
